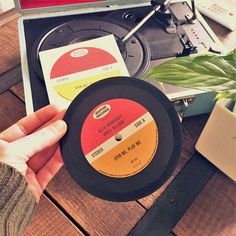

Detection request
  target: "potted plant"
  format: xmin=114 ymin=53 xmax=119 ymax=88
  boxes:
xmin=145 ymin=49 xmax=236 ymax=182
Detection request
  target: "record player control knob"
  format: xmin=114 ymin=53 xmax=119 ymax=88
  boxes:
xmin=123 ymin=12 xmax=136 ymax=25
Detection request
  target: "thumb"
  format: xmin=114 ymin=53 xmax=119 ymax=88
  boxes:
xmin=10 ymin=120 xmax=67 ymax=162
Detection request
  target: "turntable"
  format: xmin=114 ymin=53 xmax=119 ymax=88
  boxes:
xmin=16 ymin=0 xmax=224 ymax=115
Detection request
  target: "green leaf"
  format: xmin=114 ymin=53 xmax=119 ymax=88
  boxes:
xmin=145 ymin=50 xmax=236 ymax=92
xmin=215 ymin=92 xmax=236 ymax=102
xmin=223 ymin=49 xmax=236 ymax=65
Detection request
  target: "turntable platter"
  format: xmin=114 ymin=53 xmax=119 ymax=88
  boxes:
xmin=32 ymin=18 xmax=151 ymax=79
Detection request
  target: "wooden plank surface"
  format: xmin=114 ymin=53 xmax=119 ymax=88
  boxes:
xmin=129 ymin=154 xmax=216 ymax=236
xmin=0 ymin=65 xmax=22 ymax=95
xmin=46 ymin=168 xmax=146 ymax=236
xmin=0 ymin=90 xmax=25 ymax=131
xmin=0 ymin=9 xmax=19 ymax=27
xmin=0 ymin=18 xmax=20 ymax=74
xmin=25 ymin=195 xmax=83 ymax=236
xmin=173 ymin=172 xmax=236 ymax=236
xmin=10 ymin=80 xmax=25 ymax=101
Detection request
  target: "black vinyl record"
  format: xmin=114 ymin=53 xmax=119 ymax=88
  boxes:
xmin=61 ymin=77 xmax=182 ymax=202
xmin=31 ymin=18 xmax=150 ymax=80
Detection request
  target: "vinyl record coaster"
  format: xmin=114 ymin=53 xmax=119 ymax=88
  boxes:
xmin=32 ymin=18 xmax=150 ymax=80
xmin=61 ymin=77 xmax=182 ymax=201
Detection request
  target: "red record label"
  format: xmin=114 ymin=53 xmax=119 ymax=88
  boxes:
xmin=81 ymin=98 xmax=159 ymax=178
xmin=50 ymin=47 xmax=117 ymax=79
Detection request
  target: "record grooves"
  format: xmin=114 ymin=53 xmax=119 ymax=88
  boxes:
xmin=31 ymin=17 xmax=151 ymax=80
xmin=61 ymin=77 xmax=182 ymax=201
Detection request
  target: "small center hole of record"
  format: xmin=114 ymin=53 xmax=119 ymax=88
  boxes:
xmin=115 ymin=133 xmax=122 ymax=142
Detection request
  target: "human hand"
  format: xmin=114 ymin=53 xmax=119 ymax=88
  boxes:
xmin=0 ymin=105 xmax=67 ymax=202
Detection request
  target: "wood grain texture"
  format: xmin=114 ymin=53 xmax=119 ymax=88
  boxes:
xmin=0 ymin=65 xmax=22 ymax=95
xmin=173 ymin=172 xmax=236 ymax=236
xmin=138 ymin=115 xmax=209 ymax=209
xmin=129 ymin=154 xmax=216 ymax=236
xmin=0 ymin=18 xmax=20 ymax=74
xmin=10 ymin=80 xmax=25 ymax=102
xmin=0 ymin=90 xmax=25 ymax=131
xmin=25 ymin=195 xmax=83 ymax=236
xmin=0 ymin=9 xmax=19 ymax=27
xmin=46 ymin=168 xmax=146 ymax=236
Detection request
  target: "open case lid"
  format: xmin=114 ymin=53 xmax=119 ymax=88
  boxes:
xmin=14 ymin=0 xmax=150 ymax=14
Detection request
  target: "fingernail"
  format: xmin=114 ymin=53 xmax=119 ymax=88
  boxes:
xmin=53 ymin=120 xmax=67 ymax=132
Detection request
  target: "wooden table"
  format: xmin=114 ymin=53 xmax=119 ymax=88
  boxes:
xmin=0 ymin=9 xmax=236 ymax=236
